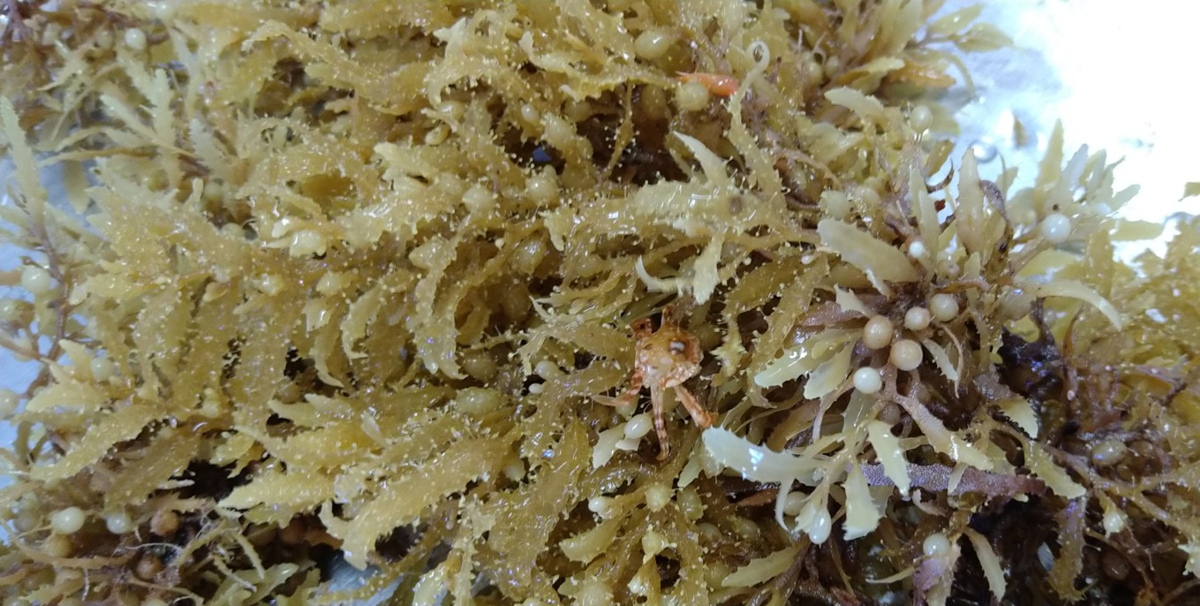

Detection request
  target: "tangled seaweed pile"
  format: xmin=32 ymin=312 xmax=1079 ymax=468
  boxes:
xmin=1 ymin=0 xmax=1198 ymax=604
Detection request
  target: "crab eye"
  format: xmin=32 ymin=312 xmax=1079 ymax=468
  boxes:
xmin=669 ymin=340 xmax=687 ymax=354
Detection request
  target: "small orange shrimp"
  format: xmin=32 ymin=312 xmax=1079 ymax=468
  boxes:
xmin=677 ymin=72 xmax=739 ymax=97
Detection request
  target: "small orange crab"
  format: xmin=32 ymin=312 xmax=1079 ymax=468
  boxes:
xmin=596 ymin=305 xmax=716 ymax=460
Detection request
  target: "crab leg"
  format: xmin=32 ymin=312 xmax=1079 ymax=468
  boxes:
xmin=674 ymin=386 xmax=716 ymax=428
xmin=651 ymin=386 xmax=671 ymax=461
xmin=593 ymin=369 xmax=644 ymax=407
xmin=659 ymin=304 xmax=678 ymax=327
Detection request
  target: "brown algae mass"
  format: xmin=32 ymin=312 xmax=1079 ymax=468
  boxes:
xmin=0 ymin=1 xmax=1198 ymax=604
